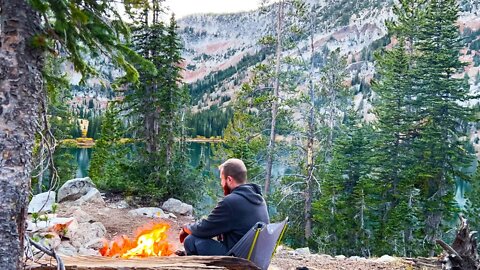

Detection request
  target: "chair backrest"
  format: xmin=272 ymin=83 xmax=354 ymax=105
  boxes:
xmin=227 ymin=218 xmax=288 ymax=270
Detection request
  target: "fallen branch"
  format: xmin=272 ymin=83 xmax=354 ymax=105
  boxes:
xmin=26 ymin=236 xmax=65 ymax=270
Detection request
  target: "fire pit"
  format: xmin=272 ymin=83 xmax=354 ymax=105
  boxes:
xmin=27 ymin=222 xmax=260 ymax=269
xmin=100 ymin=222 xmax=173 ymax=258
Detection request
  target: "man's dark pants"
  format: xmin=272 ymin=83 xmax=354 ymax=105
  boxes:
xmin=184 ymin=235 xmax=228 ymax=255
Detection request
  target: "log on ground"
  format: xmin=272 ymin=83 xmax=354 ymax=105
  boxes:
xmin=26 ymin=255 xmax=260 ymax=270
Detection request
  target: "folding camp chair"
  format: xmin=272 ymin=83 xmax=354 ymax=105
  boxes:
xmin=226 ymin=217 xmax=288 ymax=270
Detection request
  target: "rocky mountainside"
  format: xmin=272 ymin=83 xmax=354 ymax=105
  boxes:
xmin=178 ymin=0 xmax=480 ymax=115
xmin=68 ymin=0 xmax=480 ymax=133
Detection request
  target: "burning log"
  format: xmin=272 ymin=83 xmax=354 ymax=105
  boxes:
xmin=436 ymin=215 xmax=479 ymax=270
xmin=26 ymin=255 xmax=260 ymax=270
xmin=100 ymin=222 xmax=173 ymax=258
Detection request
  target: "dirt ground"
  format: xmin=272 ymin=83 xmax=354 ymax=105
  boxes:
xmin=56 ymin=197 xmax=441 ymax=270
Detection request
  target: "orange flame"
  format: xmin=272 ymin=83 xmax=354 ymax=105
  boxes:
xmin=100 ymin=223 xmax=173 ymax=258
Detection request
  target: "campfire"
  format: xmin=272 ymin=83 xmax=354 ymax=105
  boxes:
xmin=100 ymin=222 xmax=174 ymax=258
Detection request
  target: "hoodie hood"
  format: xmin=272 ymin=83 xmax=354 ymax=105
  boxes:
xmin=231 ymin=183 xmax=265 ymax=205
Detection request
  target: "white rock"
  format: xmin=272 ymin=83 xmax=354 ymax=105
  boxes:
xmin=349 ymin=256 xmax=367 ymax=261
xmin=335 ymin=255 xmax=347 ymax=260
xmin=128 ymin=207 xmax=168 ymax=218
xmin=295 ymin=247 xmax=311 ymax=256
xmin=376 ymin=255 xmax=396 ymax=263
xmin=27 ymin=217 xmax=77 ymax=233
xmin=168 ymin=213 xmax=177 ymax=219
xmin=58 ymin=177 xmax=96 ymax=202
xmin=162 ymin=198 xmax=193 ymax=216
xmin=28 ymin=191 xmax=56 ymax=213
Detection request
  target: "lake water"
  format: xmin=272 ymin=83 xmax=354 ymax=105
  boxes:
xmin=71 ymin=144 xmax=469 ymax=208
xmin=74 ymin=143 xmax=216 ymax=179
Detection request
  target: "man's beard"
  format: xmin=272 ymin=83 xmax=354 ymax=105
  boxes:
xmin=223 ymin=184 xmax=231 ymax=196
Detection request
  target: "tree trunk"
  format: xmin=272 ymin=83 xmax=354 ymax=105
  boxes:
xmin=437 ymin=216 xmax=479 ymax=270
xmin=264 ymin=0 xmax=284 ymax=197
xmin=304 ymin=22 xmax=316 ymax=241
xmin=28 ymin=255 xmax=261 ymax=270
xmin=0 ymin=0 xmax=44 ymax=269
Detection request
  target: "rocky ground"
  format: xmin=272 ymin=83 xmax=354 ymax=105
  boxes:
xmin=26 ymin=177 xmax=442 ymax=270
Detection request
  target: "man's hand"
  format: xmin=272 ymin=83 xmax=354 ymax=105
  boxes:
xmin=179 ymin=228 xmax=189 ymax=243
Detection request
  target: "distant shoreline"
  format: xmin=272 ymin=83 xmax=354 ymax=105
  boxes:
xmin=60 ymin=137 xmax=224 ymax=148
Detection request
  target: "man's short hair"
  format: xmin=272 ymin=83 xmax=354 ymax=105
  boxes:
xmin=219 ymin=158 xmax=247 ymax=184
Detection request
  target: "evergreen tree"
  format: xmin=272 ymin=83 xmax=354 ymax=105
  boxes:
xmin=414 ymin=0 xmax=474 ymax=253
xmin=368 ymin=38 xmax=423 ymax=256
xmin=89 ymin=104 xmax=127 ymax=192
xmin=313 ymin=111 xmax=376 ymax=256
xmin=121 ymin=3 xmax=200 ymax=202
xmin=364 ymin=0 xmax=474 ymax=256
xmin=465 ymin=162 xmax=480 ymax=230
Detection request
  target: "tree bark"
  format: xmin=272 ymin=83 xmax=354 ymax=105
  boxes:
xmin=264 ymin=0 xmax=284 ymax=197
xmin=27 ymin=255 xmax=260 ymax=270
xmin=0 ymin=0 xmax=43 ymax=268
xmin=304 ymin=19 xmax=316 ymax=241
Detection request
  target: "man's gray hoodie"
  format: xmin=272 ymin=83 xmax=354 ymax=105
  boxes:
xmin=186 ymin=183 xmax=269 ymax=250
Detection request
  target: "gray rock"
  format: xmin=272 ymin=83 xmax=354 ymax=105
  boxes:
xmin=295 ymin=247 xmax=311 ymax=256
xmin=56 ymin=241 xmax=77 ymax=256
xmin=69 ymin=222 xmax=106 ymax=248
xmin=76 ymin=188 xmax=105 ymax=205
xmin=72 ymin=209 xmax=94 ymax=223
xmin=128 ymin=207 xmax=168 ymax=218
xmin=28 ymin=191 xmax=56 ymax=213
xmin=58 ymin=177 xmax=96 ymax=202
xmin=162 ymin=198 xmax=193 ymax=216
xmin=85 ymin=238 xmax=105 ymax=250
xmin=115 ymin=200 xmax=129 ymax=209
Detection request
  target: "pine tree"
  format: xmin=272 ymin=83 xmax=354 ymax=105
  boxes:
xmin=414 ymin=0 xmax=474 ymax=253
xmin=89 ymin=104 xmax=127 ymax=191
xmin=121 ymin=3 xmax=199 ymax=202
xmin=265 ymin=0 xmax=285 ymax=197
xmin=465 ymin=163 xmax=480 ymax=230
xmin=313 ymin=111 xmax=376 ymax=256
xmin=369 ymin=39 xmax=423 ymax=256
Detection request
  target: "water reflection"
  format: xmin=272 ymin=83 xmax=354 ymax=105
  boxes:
xmin=75 ymin=148 xmax=93 ymax=178
xmin=69 ymin=144 xmax=469 ymax=209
